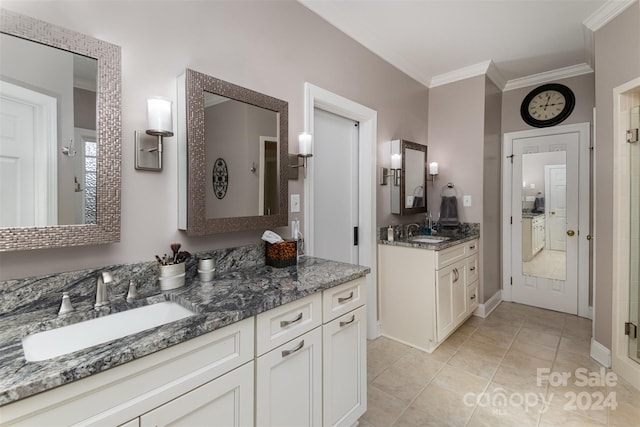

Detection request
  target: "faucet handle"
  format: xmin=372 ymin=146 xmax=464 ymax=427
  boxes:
xmin=101 ymin=271 xmax=114 ymax=284
xmin=58 ymin=292 xmax=75 ymax=315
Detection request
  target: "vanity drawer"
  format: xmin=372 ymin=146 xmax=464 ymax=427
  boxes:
xmin=436 ymin=243 xmax=467 ymax=269
xmin=466 ymin=239 xmax=479 ymax=256
xmin=466 ymin=254 xmax=479 ymax=284
xmin=467 ymin=283 xmax=479 ymax=312
xmin=256 ymin=293 xmax=322 ymax=356
xmin=323 ymin=277 xmax=366 ymax=323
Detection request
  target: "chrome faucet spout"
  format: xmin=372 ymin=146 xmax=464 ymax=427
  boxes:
xmin=407 ymin=223 xmax=420 ymax=237
xmin=95 ymin=271 xmax=113 ymax=308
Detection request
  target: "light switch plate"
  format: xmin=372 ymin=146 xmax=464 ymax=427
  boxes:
xmin=463 ymin=195 xmax=472 ymax=207
xmin=291 ymin=194 xmax=300 ymax=213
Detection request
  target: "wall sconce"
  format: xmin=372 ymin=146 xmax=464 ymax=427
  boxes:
xmin=428 ymin=161 xmax=438 ymax=186
xmin=290 ymin=132 xmax=313 ymax=178
xmin=380 ymin=153 xmax=402 ymax=186
xmin=135 ymin=97 xmax=174 ymax=171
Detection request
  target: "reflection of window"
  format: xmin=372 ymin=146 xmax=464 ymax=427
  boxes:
xmin=84 ymin=140 xmax=97 ymax=224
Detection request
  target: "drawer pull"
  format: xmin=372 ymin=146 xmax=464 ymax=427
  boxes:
xmin=470 ymin=245 xmax=476 ymax=250
xmin=280 ymin=312 xmax=303 ymax=328
xmin=453 ymin=268 xmax=459 ymax=283
xmin=338 ymin=291 xmax=354 ymax=304
xmin=470 ymin=267 xmax=476 ymax=272
xmin=282 ymin=340 xmax=304 ymax=358
xmin=339 ymin=315 xmax=356 ymax=327
xmin=470 ymin=294 xmax=476 ymax=300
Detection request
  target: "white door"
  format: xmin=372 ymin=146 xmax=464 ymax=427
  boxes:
xmin=0 ymin=80 xmax=57 ymax=227
xmin=546 ymin=164 xmax=567 ymax=251
xmin=510 ymin=130 xmax=579 ymax=314
xmin=312 ymin=108 xmax=359 ymax=264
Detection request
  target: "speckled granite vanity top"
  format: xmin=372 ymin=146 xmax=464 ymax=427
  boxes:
xmin=0 ymin=246 xmax=369 ymax=406
xmin=378 ymin=223 xmax=480 ymax=250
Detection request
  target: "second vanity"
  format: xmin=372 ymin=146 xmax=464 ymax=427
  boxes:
xmin=378 ymin=229 xmax=479 ymax=353
xmin=0 ymin=254 xmax=369 ymax=427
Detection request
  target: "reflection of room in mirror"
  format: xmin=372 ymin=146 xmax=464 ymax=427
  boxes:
xmin=203 ymin=92 xmax=278 ymax=219
xmin=521 ymin=151 xmax=567 ymax=280
xmin=0 ymin=32 xmax=97 ymax=227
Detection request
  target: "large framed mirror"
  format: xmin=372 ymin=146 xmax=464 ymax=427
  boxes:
xmin=177 ymin=68 xmax=288 ymax=235
xmin=390 ymin=139 xmax=427 ymax=215
xmin=0 ymin=9 xmax=121 ymax=251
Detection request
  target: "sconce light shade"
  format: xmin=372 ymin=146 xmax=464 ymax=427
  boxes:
xmin=391 ymin=154 xmax=402 ymax=170
xmin=146 ymin=97 xmax=174 ymax=136
xmin=299 ymin=132 xmax=313 ymax=156
xmin=429 ymin=162 xmax=439 ymax=175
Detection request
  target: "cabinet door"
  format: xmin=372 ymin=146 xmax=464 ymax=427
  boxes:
xmin=140 ymin=361 xmax=254 ymax=427
xmin=436 ymin=260 xmax=467 ymax=340
xmin=256 ymin=327 xmax=322 ymax=427
xmin=323 ymin=306 xmax=367 ymax=427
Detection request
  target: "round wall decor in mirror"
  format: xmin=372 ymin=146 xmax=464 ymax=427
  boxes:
xmin=213 ymin=158 xmax=228 ymax=199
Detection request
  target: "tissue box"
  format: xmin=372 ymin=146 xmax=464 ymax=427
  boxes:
xmin=266 ymin=240 xmax=297 ymax=268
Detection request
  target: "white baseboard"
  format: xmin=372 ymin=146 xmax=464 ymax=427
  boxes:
xmin=473 ymin=290 xmax=502 ymax=318
xmin=590 ymin=338 xmax=612 ymax=368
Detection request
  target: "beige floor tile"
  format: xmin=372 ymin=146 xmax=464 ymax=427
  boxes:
xmin=447 ymin=347 xmax=504 ymax=379
xmin=509 ymin=338 xmax=557 ymax=362
xmin=431 ymin=364 xmax=489 ymax=396
xmin=558 ymin=333 xmax=592 ymax=356
xmin=608 ymin=376 xmax=640 ymax=406
xmin=563 ymin=315 xmax=593 ymax=339
xmin=427 ymin=330 xmax=469 ymax=362
xmin=467 ymin=403 xmax=541 ymax=427
xmin=609 ymin=400 xmax=640 ymax=426
xmin=516 ymin=327 xmax=561 ymax=349
xmin=501 ymin=348 xmax=553 ymax=372
xmin=455 ymin=321 xmax=478 ymax=336
xmin=367 ymin=337 xmax=412 ymax=382
xmin=472 ymin=324 xmax=519 ymax=349
xmin=463 ymin=314 xmax=486 ymax=327
xmin=361 ymin=384 xmax=409 ymax=427
xmin=522 ymin=318 xmax=564 ymax=337
xmin=392 ymin=406 xmax=442 ymax=427
xmin=546 ymin=383 xmax=609 ymax=424
xmin=491 ymin=364 xmax=549 ymax=396
xmin=410 ymin=383 xmax=475 ymax=427
xmin=371 ymin=351 xmax=442 ymax=402
xmin=539 ymin=401 xmax=607 ymax=426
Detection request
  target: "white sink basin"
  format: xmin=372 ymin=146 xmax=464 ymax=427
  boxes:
xmin=409 ymin=236 xmax=450 ymax=244
xmin=22 ymin=301 xmax=195 ymax=362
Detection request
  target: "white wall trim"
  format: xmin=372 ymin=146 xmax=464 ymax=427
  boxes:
xmin=583 ymin=0 xmax=636 ymax=31
xmin=429 ymin=60 xmax=493 ymax=89
xmin=503 ymin=63 xmax=594 ymax=92
xmin=303 ymin=83 xmax=379 ymax=339
xmin=590 ymin=338 xmax=612 ymax=368
xmin=473 ymin=290 xmax=502 ymax=318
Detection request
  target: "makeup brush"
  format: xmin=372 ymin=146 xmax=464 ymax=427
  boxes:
xmin=171 ymin=242 xmax=181 ymax=264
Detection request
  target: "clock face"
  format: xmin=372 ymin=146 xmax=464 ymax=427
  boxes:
xmin=520 ymin=83 xmax=575 ymax=128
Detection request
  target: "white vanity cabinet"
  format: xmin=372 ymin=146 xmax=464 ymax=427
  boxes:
xmin=522 ymin=215 xmax=545 ymax=261
xmin=379 ymin=239 xmax=479 ymax=353
xmin=322 ymin=279 xmax=367 ymax=427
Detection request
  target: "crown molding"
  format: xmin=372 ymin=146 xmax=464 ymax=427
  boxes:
xmin=583 ymin=0 xmax=636 ymax=31
xmin=429 ymin=60 xmax=494 ymax=89
xmin=503 ymin=63 xmax=594 ymax=91
xmin=486 ymin=61 xmax=506 ymax=91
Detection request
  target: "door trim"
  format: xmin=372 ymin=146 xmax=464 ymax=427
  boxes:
xmin=502 ymin=122 xmax=590 ymax=318
xmin=303 ymin=83 xmax=378 ymax=339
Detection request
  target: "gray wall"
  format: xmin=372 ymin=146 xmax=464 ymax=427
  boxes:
xmin=593 ymin=2 xmax=640 ymax=349
xmin=0 ymin=0 xmax=428 ymax=280
xmin=482 ymin=77 xmax=502 ymax=303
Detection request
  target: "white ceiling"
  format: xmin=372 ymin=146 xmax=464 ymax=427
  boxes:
xmin=299 ymin=0 xmax=634 ymax=90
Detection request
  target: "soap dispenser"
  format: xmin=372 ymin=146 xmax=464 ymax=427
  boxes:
xmin=387 ymin=225 xmax=394 ymax=242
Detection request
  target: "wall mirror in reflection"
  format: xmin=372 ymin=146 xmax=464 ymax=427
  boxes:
xmin=521 ymin=151 xmax=567 ymax=280
xmin=0 ymin=32 xmax=98 ymax=227
xmin=203 ymin=92 xmax=279 ymax=219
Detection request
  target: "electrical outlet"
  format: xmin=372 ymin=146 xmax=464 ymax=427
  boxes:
xmin=463 ymin=195 xmax=472 ymax=207
xmin=291 ymin=194 xmax=300 ymax=213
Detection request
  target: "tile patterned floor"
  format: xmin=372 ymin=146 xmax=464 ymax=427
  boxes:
xmin=362 ymin=302 xmax=640 ymax=427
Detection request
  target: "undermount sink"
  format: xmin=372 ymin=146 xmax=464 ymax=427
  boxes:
xmin=22 ymin=301 xmax=195 ymax=362
xmin=408 ymin=236 xmax=451 ymax=244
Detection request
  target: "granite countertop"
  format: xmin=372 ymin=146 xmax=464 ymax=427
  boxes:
xmin=0 ymin=256 xmax=369 ymax=406
xmin=378 ymin=229 xmax=480 ymax=250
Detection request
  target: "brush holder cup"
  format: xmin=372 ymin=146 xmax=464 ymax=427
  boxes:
xmin=158 ymin=263 xmax=186 ymax=291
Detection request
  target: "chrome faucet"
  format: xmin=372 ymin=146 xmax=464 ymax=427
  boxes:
xmin=407 ymin=223 xmax=420 ymax=237
xmin=95 ymin=271 xmax=113 ymax=308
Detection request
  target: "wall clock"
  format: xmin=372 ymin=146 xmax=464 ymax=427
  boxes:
xmin=520 ymin=83 xmax=575 ymax=128
xmin=212 ymin=158 xmax=228 ymax=199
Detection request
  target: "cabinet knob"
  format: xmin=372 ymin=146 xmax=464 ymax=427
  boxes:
xmin=567 ymin=229 xmax=575 ymax=237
